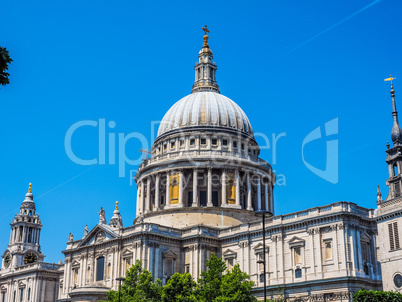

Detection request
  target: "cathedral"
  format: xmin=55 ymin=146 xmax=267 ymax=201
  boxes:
xmin=1 ymin=28 xmax=402 ymax=302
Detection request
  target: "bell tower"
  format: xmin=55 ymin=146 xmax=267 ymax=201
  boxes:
xmin=191 ymin=25 xmax=220 ymax=93
xmin=2 ymin=184 xmax=44 ymax=270
xmin=383 ymin=78 xmax=402 ymax=201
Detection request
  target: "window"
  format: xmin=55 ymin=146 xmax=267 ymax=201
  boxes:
xmin=233 ymin=141 xmax=237 ymax=148
xmin=259 ymin=274 xmax=265 ymax=283
xmin=170 ymin=142 xmax=175 ymax=149
xmin=96 ymin=256 xmax=105 ymax=281
xmin=28 ymin=288 xmax=31 ymax=301
xmin=185 ymin=264 xmax=190 ymax=273
xmin=295 ymin=268 xmax=302 ymax=278
xmin=389 ymin=222 xmax=400 ymax=251
xmin=190 ymin=138 xmax=195 ymax=146
xmin=73 ymin=268 xmax=79 ymax=284
xmin=256 ymin=253 xmax=264 ymax=271
xmin=222 ymin=139 xmax=228 ymax=146
xmin=241 ymin=143 xmax=245 ymax=150
xmin=324 ymin=240 xmax=332 ymax=260
xmin=19 ymin=289 xmax=23 ymax=302
xmin=294 ymin=247 xmax=301 ymax=265
xmin=394 ymin=273 xmax=402 ymax=288
xmin=180 ymin=139 xmax=184 ymax=147
xmin=123 ymin=258 xmax=132 ymax=274
xmin=212 ymin=138 xmax=217 ymax=145
xmin=201 ymin=138 xmax=207 ymax=145
xmin=2 ymin=292 xmax=5 ymax=302
xmin=163 ymin=144 xmax=167 ymax=151
xmin=107 ymin=263 xmax=111 ymax=277
xmin=226 ymin=258 xmax=234 ymax=270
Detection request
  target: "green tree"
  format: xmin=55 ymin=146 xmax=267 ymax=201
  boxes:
xmin=103 ymin=260 xmax=162 ymax=302
xmin=353 ymin=289 xmax=402 ymax=302
xmin=216 ymin=264 xmax=257 ymax=302
xmin=197 ymin=253 xmax=226 ymax=301
xmin=0 ymin=47 xmax=12 ymax=86
xmin=161 ymin=273 xmax=197 ymax=302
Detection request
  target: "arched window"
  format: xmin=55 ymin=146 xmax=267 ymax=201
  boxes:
xmin=96 ymin=257 xmax=105 ymax=281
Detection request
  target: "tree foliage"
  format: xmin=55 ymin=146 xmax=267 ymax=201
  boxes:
xmin=103 ymin=254 xmax=257 ymax=302
xmin=102 ymin=260 xmax=162 ymax=302
xmin=353 ymin=289 xmax=402 ymax=302
xmin=0 ymin=47 xmax=12 ymax=86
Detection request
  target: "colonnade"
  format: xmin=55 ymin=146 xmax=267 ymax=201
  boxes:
xmin=136 ymin=168 xmax=274 ymax=216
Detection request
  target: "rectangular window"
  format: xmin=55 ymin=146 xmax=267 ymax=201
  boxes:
xmin=19 ymin=289 xmax=23 ymax=302
xmin=185 ymin=264 xmax=190 ymax=273
xmin=170 ymin=142 xmax=175 ymax=149
xmin=212 ymin=138 xmax=217 ymax=145
xmin=389 ymin=222 xmax=401 ymax=251
xmin=324 ymin=241 xmax=332 ymax=260
xmin=201 ymin=138 xmax=207 ymax=145
xmin=96 ymin=257 xmax=105 ymax=281
xmin=28 ymin=288 xmax=31 ymax=301
xmin=190 ymin=138 xmax=195 ymax=146
xmin=294 ymin=247 xmax=301 ymax=264
xmin=233 ymin=141 xmax=237 ymax=148
xmin=241 ymin=143 xmax=245 ymax=150
xmin=2 ymin=292 xmax=5 ymax=302
xmin=227 ymin=258 xmax=234 ymax=270
xmin=180 ymin=139 xmax=184 ymax=147
xmin=222 ymin=139 xmax=228 ymax=146
xmin=163 ymin=144 xmax=167 ymax=151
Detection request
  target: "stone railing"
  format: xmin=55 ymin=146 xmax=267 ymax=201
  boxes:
xmin=139 ymin=150 xmax=271 ymax=170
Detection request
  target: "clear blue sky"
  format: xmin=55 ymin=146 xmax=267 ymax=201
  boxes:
xmin=1 ymin=0 xmax=401 ymax=263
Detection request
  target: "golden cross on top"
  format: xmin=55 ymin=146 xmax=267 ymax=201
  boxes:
xmin=202 ymin=25 xmax=210 ymax=35
xmin=384 ymin=74 xmax=396 ymax=84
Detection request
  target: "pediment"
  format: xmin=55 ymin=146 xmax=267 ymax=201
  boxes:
xmin=253 ymin=243 xmax=269 ymax=252
xmin=288 ymin=236 xmax=305 ymax=247
xmin=121 ymin=248 xmax=133 ymax=258
xmin=78 ymin=224 xmax=119 ymax=248
xmin=360 ymin=232 xmax=371 ymax=242
xmin=71 ymin=260 xmax=80 ymax=268
xmin=163 ymin=249 xmax=177 ymax=259
xmin=222 ymin=249 xmax=237 ymax=258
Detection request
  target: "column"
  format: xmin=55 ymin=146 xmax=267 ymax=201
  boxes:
xmin=247 ymin=172 xmax=253 ymax=211
xmin=270 ymin=185 xmax=275 ymax=214
xmin=179 ymin=170 xmax=184 ymax=207
xmin=356 ymin=228 xmax=363 ymax=273
xmin=145 ymin=177 xmax=151 ymax=213
xmin=221 ymin=169 xmax=227 ymax=207
xmin=235 ymin=170 xmax=241 ymax=208
xmin=315 ymin=230 xmax=323 ymax=277
xmin=194 ymin=246 xmax=199 ymax=278
xmin=154 ymin=245 xmax=160 ymax=279
xmin=155 ymin=174 xmax=160 ymax=211
xmin=136 ymin=182 xmax=141 ymax=216
xmin=264 ymin=182 xmax=269 ymax=211
xmin=207 ymin=168 xmax=213 ymax=207
xmin=141 ymin=180 xmax=146 ymax=214
xmin=166 ymin=173 xmax=170 ymax=207
xmin=192 ymin=169 xmax=198 ymax=207
xmin=257 ymin=175 xmax=261 ymax=211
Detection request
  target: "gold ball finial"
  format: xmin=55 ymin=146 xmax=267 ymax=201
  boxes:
xmin=202 ymin=25 xmax=210 ymax=48
xmin=115 ymin=201 xmax=119 ymax=210
xmin=28 ymin=183 xmax=32 ymax=193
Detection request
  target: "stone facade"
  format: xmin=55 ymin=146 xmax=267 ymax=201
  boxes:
xmin=1 ymin=32 xmax=402 ymax=302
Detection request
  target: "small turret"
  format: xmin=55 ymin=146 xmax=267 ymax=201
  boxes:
xmin=191 ymin=25 xmax=220 ymax=94
xmin=109 ymin=201 xmax=123 ymax=229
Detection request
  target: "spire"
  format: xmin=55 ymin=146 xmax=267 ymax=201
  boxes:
xmin=377 ymin=185 xmax=383 ymax=204
xmin=110 ymin=201 xmax=123 ymax=229
xmin=191 ymin=26 xmax=220 ymax=94
xmin=385 ymin=75 xmax=402 ymax=146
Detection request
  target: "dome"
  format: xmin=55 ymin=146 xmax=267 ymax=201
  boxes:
xmin=157 ymin=91 xmax=253 ymax=138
